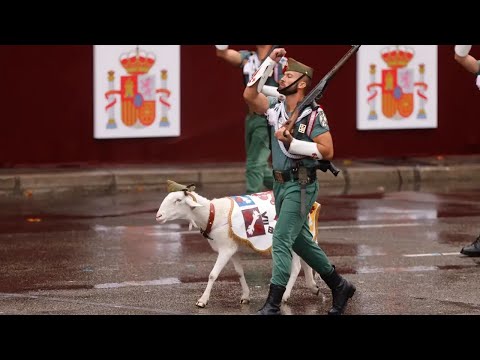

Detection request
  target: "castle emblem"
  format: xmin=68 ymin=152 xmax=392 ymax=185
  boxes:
xmin=366 ymin=46 xmax=428 ymax=120
xmin=104 ymin=46 xmax=171 ymax=129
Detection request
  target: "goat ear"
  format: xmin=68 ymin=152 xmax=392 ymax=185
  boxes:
xmin=186 ymin=183 xmax=196 ymax=192
xmin=185 ymin=196 xmax=203 ymax=208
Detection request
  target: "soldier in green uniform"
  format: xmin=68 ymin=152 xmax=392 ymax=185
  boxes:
xmin=244 ymin=47 xmax=356 ymax=315
xmin=454 ymin=45 xmax=480 ymax=257
xmin=216 ymin=45 xmax=286 ymax=194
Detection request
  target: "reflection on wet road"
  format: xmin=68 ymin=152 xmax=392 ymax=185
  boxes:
xmin=0 ymin=184 xmax=479 ymax=314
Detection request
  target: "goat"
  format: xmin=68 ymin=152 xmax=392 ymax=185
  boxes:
xmin=155 ymin=180 xmax=321 ymax=308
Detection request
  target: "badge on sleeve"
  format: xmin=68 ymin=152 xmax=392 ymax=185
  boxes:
xmin=319 ymin=111 xmax=328 ymax=128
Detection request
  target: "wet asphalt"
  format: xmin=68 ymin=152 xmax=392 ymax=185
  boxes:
xmin=0 ymin=183 xmax=479 ymax=315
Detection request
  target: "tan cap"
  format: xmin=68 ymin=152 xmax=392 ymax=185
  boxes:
xmin=167 ymin=180 xmax=196 ymax=193
xmin=285 ymin=58 xmax=314 ymax=79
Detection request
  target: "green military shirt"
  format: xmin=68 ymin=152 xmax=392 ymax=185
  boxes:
xmin=267 ymin=97 xmax=330 ymax=171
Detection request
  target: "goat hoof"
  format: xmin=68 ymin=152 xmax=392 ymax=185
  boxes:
xmin=240 ymin=298 xmax=250 ymax=305
xmin=196 ymin=300 xmax=207 ymax=308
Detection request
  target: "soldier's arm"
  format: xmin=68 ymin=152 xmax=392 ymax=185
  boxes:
xmin=243 ymin=85 xmax=269 ymax=114
xmin=311 ymin=132 xmax=334 ymax=161
xmin=454 ymin=45 xmax=480 ymax=73
xmin=279 ymin=131 xmax=334 ymax=161
xmin=215 ymin=45 xmax=244 ymax=67
xmin=280 ymin=109 xmax=334 ymax=161
xmin=243 ymin=48 xmax=286 ymax=114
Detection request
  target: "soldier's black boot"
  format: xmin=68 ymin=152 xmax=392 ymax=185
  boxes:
xmin=321 ymin=266 xmax=356 ymax=315
xmin=460 ymin=235 xmax=480 ymax=257
xmin=256 ymin=283 xmax=286 ymax=315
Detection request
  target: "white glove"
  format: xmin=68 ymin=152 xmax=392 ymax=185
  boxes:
xmin=261 ymin=85 xmax=285 ymax=100
xmin=215 ymin=45 xmax=229 ymax=50
xmin=476 ymin=75 xmax=480 ymax=90
xmin=455 ymin=45 xmax=472 ymax=57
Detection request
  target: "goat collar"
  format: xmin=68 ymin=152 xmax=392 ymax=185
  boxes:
xmin=199 ymin=203 xmax=215 ymax=240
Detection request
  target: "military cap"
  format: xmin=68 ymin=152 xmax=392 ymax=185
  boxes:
xmin=285 ymin=58 xmax=314 ymax=79
xmin=167 ymin=180 xmax=196 ymax=193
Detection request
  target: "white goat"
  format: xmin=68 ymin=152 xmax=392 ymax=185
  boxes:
xmin=155 ymin=181 xmax=320 ymax=308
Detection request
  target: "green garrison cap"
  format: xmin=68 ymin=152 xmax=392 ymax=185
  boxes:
xmin=167 ymin=180 xmax=196 ymax=193
xmin=286 ymin=58 xmax=314 ymax=79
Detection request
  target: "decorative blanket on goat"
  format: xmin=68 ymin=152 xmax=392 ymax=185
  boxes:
xmin=227 ymin=190 xmax=321 ymax=254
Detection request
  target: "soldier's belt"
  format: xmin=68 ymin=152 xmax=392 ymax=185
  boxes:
xmin=273 ymin=167 xmax=317 ymax=184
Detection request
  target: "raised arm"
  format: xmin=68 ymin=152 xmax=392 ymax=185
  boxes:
xmin=215 ymin=45 xmax=244 ymax=67
xmin=455 ymin=45 xmax=480 ymax=90
xmin=454 ymin=45 xmax=480 ymax=73
xmin=243 ymin=48 xmax=286 ymax=114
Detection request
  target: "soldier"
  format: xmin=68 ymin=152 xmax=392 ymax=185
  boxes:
xmin=454 ymin=45 xmax=480 ymax=257
xmin=243 ymin=47 xmax=356 ymax=315
xmin=216 ymin=45 xmax=286 ymax=194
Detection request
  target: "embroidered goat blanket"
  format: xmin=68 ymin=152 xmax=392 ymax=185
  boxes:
xmin=228 ymin=191 xmax=321 ymax=254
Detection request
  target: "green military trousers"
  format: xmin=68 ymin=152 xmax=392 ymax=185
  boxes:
xmin=245 ymin=113 xmax=274 ymax=194
xmin=271 ymin=180 xmax=334 ymax=287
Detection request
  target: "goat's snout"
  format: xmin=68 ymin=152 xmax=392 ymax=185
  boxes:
xmin=156 ymin=212 xmax=165 ymax=223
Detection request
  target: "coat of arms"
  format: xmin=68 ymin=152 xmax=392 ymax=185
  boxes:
xmin=104 ymin=46 xmax=171 ymax=130
xmin=366 ymin=46 xmax=428 ymax=121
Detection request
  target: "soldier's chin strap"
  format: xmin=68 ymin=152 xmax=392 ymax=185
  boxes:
xmin=278 ymin=74 xmax=305 ymax=96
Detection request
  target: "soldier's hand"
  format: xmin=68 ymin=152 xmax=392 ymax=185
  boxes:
xmin=455 ymin=45 xmax=472 ymax=57
xmin=275 ymin=126 xmax=293 ymax=143
xmin=270 ymin=48 xmax=287 ymax=63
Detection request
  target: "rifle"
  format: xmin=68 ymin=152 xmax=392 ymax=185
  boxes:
xmin=317 ymin=160 xmax=340 ymax=177
xmin=282 ymin=45 xmax=361 ymax=177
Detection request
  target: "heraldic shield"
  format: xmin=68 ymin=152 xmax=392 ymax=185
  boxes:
xmin=121 ymin=74 xmax=156 ymax=127
xmin=381 ymin=67 xmax=414 ymax=119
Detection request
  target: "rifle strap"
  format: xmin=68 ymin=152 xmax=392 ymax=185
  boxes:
xmin=297 ymin=166 xmax=308 ymax=217
xmin=306 ymin=108 xmax=320 ymax=138
xmin=267 ymin=117 xmax=272 ymax=152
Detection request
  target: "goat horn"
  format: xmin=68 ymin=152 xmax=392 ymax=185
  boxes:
xmin=167 ymin=180 xmax=196 ymax=193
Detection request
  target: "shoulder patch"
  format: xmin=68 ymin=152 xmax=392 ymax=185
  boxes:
xmin=319 ymin=110 xmax=328 ymax=128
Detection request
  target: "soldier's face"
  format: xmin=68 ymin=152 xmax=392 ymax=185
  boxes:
xmin=278 ymin=71 xmax=305 ymax=95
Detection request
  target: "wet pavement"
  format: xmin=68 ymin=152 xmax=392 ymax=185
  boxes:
xmin=0 ymin=183 xmax=479 ymax=315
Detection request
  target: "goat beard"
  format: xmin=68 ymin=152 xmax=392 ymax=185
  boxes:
xmin=189 ymin=219 xmax=199 ymax=231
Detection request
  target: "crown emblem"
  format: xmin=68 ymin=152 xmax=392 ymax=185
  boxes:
xmin=119 ymin=46 xmax=156 ymax=75
xmin=381 ymin=46 xmax=414 ymax=68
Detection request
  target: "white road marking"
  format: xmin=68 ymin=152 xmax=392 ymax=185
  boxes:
xmin=94 ymin=277 xmax=180 ymax=289
xmin=403 ymin=252 xmax=460 ymax=257
xmin=356 ymin=265 xmax=438 ymax=274
xmin=319 ymin=223 xmax=425 ymax=230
